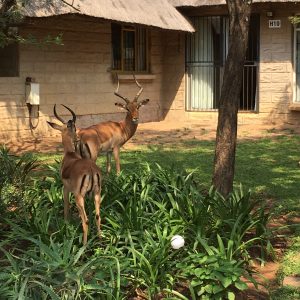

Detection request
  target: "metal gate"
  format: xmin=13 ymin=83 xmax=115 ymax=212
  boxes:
xmin=186 ymin=15 xmax=259 ymax=112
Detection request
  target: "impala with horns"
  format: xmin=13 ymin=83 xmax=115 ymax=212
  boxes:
xmin=47 ymin=104 xmax=102 ymax=245
xmin=76 ymin=75 xmax=149 ymax=174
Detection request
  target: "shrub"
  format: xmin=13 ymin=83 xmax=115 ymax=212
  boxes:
xmin=176 ymin=252 xmax=248 ymax=300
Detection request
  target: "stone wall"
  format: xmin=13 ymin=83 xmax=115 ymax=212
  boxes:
xmin=161 ymin=30 xmax=186 ymax=123
xmin=160 ymin=11 xmax=300 ymax=129
xmin=258 ymin=12 xmax=295 ymax=125
xmin=1 ymin=11 xmax=300 ymax=143
xmin=0 ymin=16 xmax=164 ymax=141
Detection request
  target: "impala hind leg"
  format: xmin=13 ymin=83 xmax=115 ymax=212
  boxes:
xmin=76 ymin=195 xmax=89 ymax=245
xmin=63 ymin=187 xmax=70 ymax=221
xmin=94 ymin=192 xmax=101 ymax=239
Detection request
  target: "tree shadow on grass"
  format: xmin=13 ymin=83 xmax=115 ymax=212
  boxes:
xmin=120 ymin=135 xmax=300 ymax=214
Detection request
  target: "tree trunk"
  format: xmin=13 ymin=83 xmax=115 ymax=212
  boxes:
xmin=212 ymin=0 xmax=252 ymax=196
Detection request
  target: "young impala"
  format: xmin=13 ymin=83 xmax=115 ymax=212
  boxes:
xmin=47 ymin=104 xmax=102 ymax=245
xmin=75 ymin=75 xmax=149 ymax=174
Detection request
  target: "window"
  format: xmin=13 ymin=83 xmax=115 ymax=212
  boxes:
xmin=186 ymin=15 xmax=259 ymax=111
xmin=0 ymin=43 xmax=19 ymax=77
xmin=186 ymin=16 xmax=228 ymax=110
xmin=111 ymin=23 xmax=149 ymax=72
xmin=294 ymin=23 xmax=300 ymax=103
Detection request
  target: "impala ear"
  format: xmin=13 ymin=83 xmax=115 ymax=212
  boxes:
xmin=47 ymin=121 xmax=63 ymax=132
xmin=115 ymin=102 xmax=127 ymax=110
xmin=138 ymin=98 xmax=149 ymax=108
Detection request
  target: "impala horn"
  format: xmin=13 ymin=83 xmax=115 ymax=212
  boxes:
xmin=114 ymin=74 xmax=130 ymax=104
xmin=133 ymin=74 xmax=143 ymax=102
xmin=62 ymin=104 xmax=76 ymax=123
xmin=54 ymin=104 xmax=66 ymax=124
xmin=53 ymin=104 xmax=76 ymax=124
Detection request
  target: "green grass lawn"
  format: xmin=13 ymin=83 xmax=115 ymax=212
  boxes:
xmin=37 ymin=134 xmax=300 ymax=214
xmin=119 ymin=135 xmax=300 ymax=214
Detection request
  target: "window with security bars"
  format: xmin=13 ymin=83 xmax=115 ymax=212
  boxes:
xmin=0 ymin=42 xmax=19 ymax=77
xmin=186 ymin=15 xmax=259 ymax=111
xmin=111 ymin=23 xmax=148 ymax=72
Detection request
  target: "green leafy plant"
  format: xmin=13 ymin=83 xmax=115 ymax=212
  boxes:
xmin=175 ymin=251 xmax=249 ymax=300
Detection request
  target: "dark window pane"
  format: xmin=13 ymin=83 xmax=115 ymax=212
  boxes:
xmin=123 ymin=29 xmax=135 ymax=71
xmin=111 ymin=23 xmax=121 ymax=70
xmin=0 ymin=43 xmax=19 ymax=77
xmin=136 ymin=27 xmax=147 ymax=72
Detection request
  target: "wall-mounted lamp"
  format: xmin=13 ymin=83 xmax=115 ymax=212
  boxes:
xmin=266 ymin=11 xmax=273 ymax=18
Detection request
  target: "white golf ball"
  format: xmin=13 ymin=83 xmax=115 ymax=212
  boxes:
xmin=171 ymin=235 xmax=185 ymax=249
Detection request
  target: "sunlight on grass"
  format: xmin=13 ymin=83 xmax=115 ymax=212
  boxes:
xmin=34 ymin=153 xmax=61 ymax=164
xmin=33 ymin=135 xmax=300 ymax=215
xmin=270 ymin=287 xmax=300 ymax=300
xmin=279 ymin=237 xmax=300 ymax=277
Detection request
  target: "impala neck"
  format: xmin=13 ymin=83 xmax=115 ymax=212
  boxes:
xmin=120 ymin=112 xmax=138 ymax=141
xmin=62 ymin=134 xmax=76 ymax=154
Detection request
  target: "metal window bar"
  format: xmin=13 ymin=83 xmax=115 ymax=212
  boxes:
xmin=240 ymin=62 xmax=257 ymax=111
xmin=136 ymin=27 xmax=147 ymax=72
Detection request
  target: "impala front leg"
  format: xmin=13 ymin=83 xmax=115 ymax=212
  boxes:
xmin=113 ymin=147 xmax=120 ymax=175
xmin=106 ymin=151 xmax=112 ymax=174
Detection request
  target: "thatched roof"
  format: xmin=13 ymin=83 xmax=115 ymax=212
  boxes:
xmin=170 ymin=0 xmax=300 ymax=7
xmin=21 ymin=0 xmax=194 ymax=32
xmin=170 ymin=0 xmax=223 ymax=5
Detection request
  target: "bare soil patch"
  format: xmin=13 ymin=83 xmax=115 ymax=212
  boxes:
xmin=4 ymin=121 xmax=300 ymax=154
